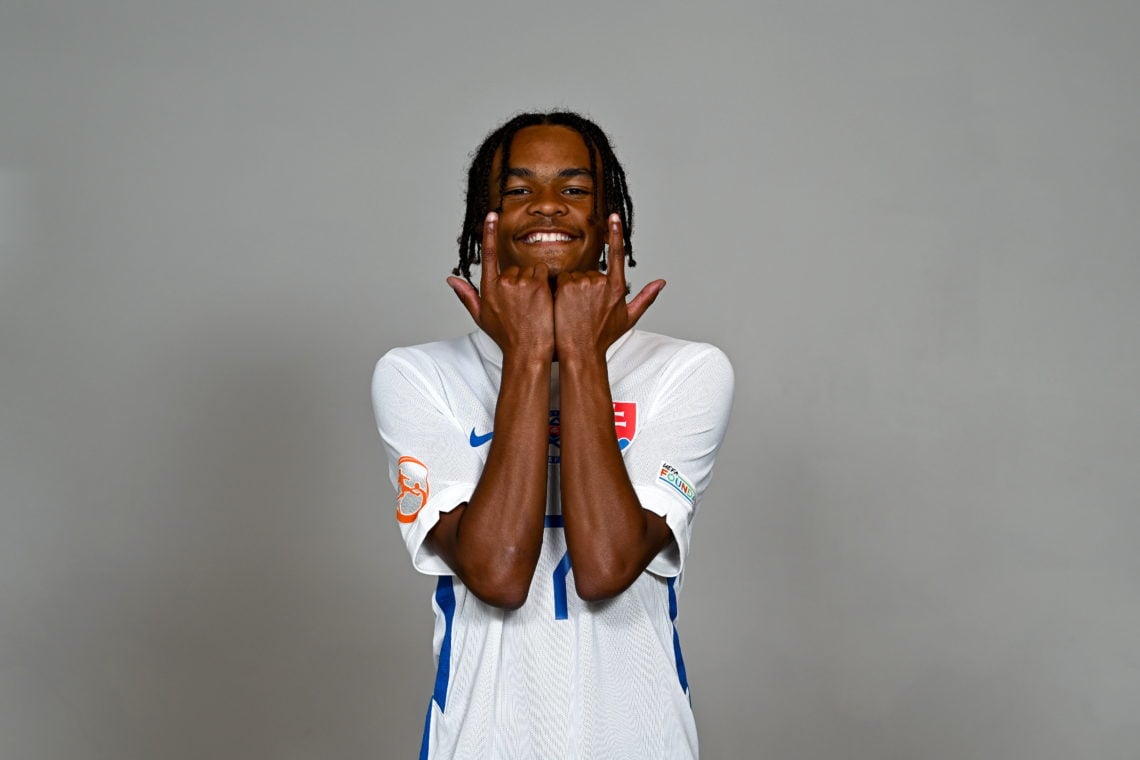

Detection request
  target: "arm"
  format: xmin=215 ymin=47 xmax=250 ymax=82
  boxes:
xmin=554 ymin=215 xmax=670 ymax=601
xmin=430 ymin=213 xmax=554 ymax=609
xmin=558 ymin=352 xmax=673 ymax=601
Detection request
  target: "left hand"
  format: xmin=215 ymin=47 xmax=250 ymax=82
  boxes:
xmin=553 ymin=214 xmax=666 ymax=359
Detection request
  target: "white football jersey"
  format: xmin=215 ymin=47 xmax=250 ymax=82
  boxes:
xmin=372 ymin=329 xmax=734 ymax=760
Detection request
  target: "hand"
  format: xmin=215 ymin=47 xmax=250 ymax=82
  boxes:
xmin=553 ymin=214 xmax=665 ymax=360
xmin=447 ymin=212 xmax=555 ymax=360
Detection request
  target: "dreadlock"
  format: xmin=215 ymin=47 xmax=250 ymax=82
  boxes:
xmin=454 ymin=111 xmax=635 ymax=284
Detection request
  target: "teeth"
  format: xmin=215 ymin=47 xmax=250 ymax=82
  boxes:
xmin=525 ymin=232 xmax=572 ymax=243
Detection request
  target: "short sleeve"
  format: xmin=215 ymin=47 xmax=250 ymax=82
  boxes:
xmin=371 ymin=349 xmax=485 ymax=575
xmin=623 ymin=345 xmax=734 ymax=577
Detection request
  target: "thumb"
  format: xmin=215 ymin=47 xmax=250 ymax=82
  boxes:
xmin=447 ymin=276 xmax=481 ymax=323
xmin=626 ymin=279 xmax=666 ymax=326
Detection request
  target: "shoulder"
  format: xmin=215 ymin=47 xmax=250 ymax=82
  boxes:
xmin=616 ymin=330 xmax=734 ymax=386
xmin=374 ymin=332 xmax=482 ymax=380
xmin=371 ymin=332 xmax=492 ymax=407
xmin=622 ymin=330 xmax=729 ymax=360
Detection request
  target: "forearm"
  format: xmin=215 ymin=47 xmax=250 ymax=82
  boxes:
xmin=428 ymin=353 xmax=551 ymax=608
xmin=559 ymin=350 xmax=672 ymax=601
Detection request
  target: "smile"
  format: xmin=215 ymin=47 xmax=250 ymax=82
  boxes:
xmin=522 ymin=231 xmax=575 ymax=243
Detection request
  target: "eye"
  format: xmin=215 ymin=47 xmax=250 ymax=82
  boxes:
xmin=563 ymin=187 xmax=592 ymax=196
xmin=502 ymin=186 xmax=530 ymax=196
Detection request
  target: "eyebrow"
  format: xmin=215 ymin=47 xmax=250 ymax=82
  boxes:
xmin=505 ymin=167 xmax=594 ymax=179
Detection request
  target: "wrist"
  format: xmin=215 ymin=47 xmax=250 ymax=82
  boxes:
xmin=557 ymin=347 xmax=608 ymax=376
xmin=502 ymin=344 xmax=555 ymax=370
xmin=555 ymin=336 xmax=606 ymax=362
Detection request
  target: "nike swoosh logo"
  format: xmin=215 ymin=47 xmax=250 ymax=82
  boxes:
xmin=469 ymin=428 xmax=494 ymax=447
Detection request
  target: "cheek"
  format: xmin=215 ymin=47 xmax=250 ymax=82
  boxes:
xmin=587 ymin=223 xmax=606 ymax=248
xmin=494 ymin=227 xmax=521 ymax=268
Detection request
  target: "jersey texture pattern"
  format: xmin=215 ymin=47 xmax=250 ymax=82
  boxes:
xmin=372 ymin=329 xmax=734 ymax=760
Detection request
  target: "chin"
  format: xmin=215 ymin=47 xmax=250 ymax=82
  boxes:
xmin=550 ymin=261 xmax=600 ymax=278
xmin=509 ymin=250 xmax=596 ymax=276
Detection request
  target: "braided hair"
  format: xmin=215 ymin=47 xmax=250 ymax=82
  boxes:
xmin=454 ymin=111 xmax=635 ymax=284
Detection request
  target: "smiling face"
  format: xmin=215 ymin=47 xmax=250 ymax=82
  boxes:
xmin=488 ymin=125 xmax=607 ymax=276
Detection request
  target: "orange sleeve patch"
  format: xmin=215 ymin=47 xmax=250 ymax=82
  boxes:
xmin=395 ymin=456 xmax=429 ymax=523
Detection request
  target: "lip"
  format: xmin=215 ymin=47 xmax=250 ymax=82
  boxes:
xmin=515 ymin=227 xmax=580 ymax=244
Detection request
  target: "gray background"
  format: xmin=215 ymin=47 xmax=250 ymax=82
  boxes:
xmin=2 ymin=1 xmax=1138 ymax=758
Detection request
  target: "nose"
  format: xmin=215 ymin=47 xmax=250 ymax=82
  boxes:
xmin=528 ymin=186 xmax=566 ymax=216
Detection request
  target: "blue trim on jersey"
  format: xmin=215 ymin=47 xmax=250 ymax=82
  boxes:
xmin=433 ymin=576 xmax=456 ymax=710
xmin=552 ymin=552 xmax=572 ymax=620
xmin=418 ymin=700 xmax=432 ymax=760
xmin=543 ymin=514 xmax=564 ymax=528
xmin=668 ymin=577 xmax=689 ymax=692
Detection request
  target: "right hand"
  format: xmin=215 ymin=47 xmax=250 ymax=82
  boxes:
xmin=447 ymin=212 xmax=555 ymax=360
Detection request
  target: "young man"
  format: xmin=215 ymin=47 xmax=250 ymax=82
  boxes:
xmin=373 ymin=112 xmax=733 ymax=759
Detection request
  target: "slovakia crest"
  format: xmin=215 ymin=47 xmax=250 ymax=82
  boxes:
xmin=613 ymin=402 xmax=637 ymax=451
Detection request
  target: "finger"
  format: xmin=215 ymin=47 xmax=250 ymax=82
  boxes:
xmin=605 ymin=213 xmax=627 ymax=293
xmin=480 ymin=212 xmax=499 ymax=290
xmin=447 ymin=276 xmax=481 ymax=323
xmin=626 ymin=279 xmax=666 ymax=326
xmin=553 ymin=270 xmax=575 ymax=296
